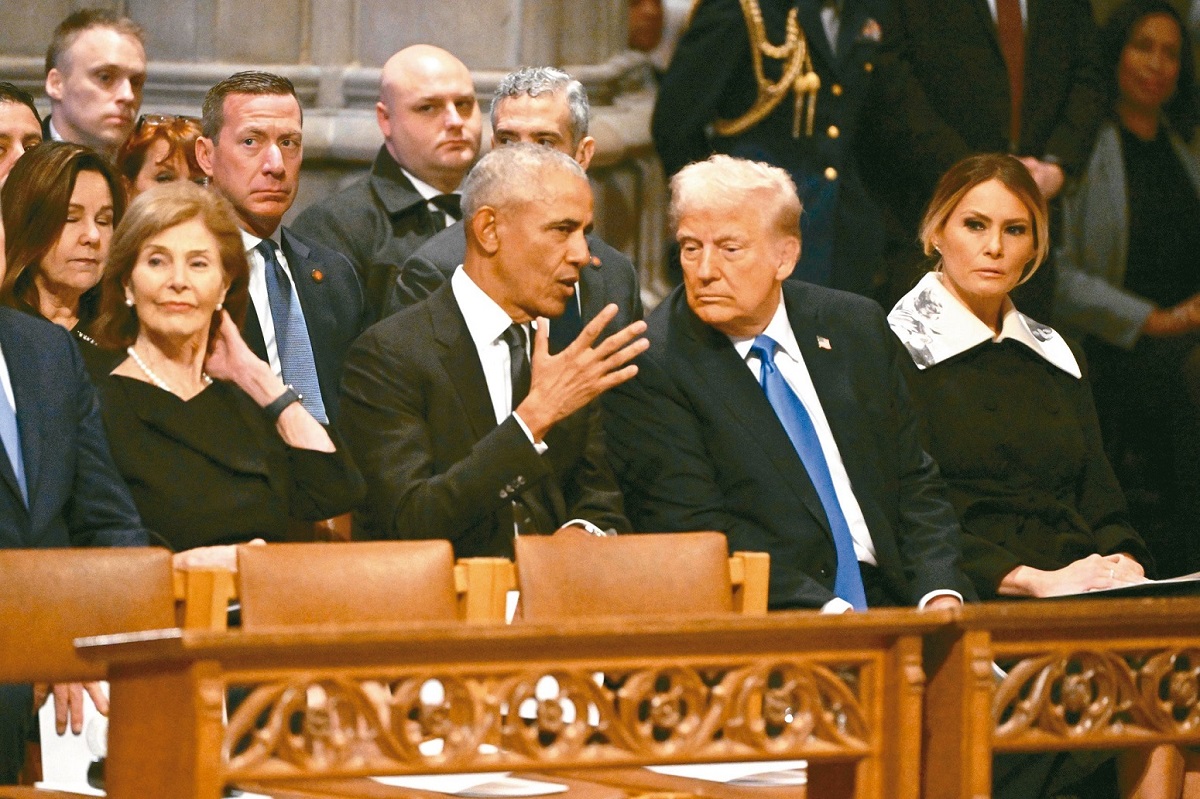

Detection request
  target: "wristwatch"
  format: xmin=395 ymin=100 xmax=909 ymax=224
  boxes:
xmin=264 ymin=384 xmax=302 ymax=422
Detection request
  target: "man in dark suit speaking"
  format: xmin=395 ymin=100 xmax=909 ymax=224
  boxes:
xmin=605 ymin=154 xmax=970 ymax=611
xmin=340 ymin=145 xmax=647 ymax=556
xmin=197 ymin=71 xmax=367 ymax=425
xmin=394 ymin=66 xmax=642 ymax=347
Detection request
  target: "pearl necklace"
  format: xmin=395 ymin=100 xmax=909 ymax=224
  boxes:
xmin=126 ymin=347 xmax=212 ymax=396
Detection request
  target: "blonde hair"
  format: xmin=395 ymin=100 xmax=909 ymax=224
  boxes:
xmin=669 ymin=154 xmax=802 ymax=240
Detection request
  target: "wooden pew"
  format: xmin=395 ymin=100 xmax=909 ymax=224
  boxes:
xmin=922 ymin=596 xmax=1200 ymax=798
xmin=78 ymin=608 xmax=946 ymax=799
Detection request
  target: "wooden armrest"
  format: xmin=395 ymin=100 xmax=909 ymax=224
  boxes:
xmin=174 ymin=566 xmax=237 ymax=631
xmin=730 ymin=551 xmax=770 ymax=615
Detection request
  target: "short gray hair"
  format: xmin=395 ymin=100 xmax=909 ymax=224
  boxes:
xmin=491 ymin=67 xmax=589 ymax=145
xmin=461 ymin=142 xmax=587 ymax=220
xmin=670 ymin=154 xmax=802 ymax=239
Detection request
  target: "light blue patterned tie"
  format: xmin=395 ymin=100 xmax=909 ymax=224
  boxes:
xmin=0 ymin=386 xmax=28 ymax=506
xmin=257 ymin=239 xmax=328 ymax=424
xmin=749 ymin=334 xmax=867 ymax=610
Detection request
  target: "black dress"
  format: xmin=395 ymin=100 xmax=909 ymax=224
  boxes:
xmin=904 ymin=339 xmax=1152 ymax=598
xmin=96 ymin=375 xmax=364 ymax=551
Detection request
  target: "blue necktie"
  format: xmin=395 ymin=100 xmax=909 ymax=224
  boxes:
xmin=258 ymin=239 xmax=329 ymax=424
xmin=0 ymin=386 xmax=28 ymax=506
xmin=749 ymin=334 xmax=868 ymax=610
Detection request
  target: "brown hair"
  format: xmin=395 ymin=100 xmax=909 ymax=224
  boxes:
xmin=918 ymin=153 xmax=1050 ymax=283
xmin=1 ymin=141 xmax=126 ymax=313
xmin=92 ymin=182 xmax=249 ymax=351
xmin=45 ymin=8 xmax=145 ymax=74
xmin=116 ymin=115 xmax=204 ymax=194
xmin=201 ymin=71 xmax=301 ymax=141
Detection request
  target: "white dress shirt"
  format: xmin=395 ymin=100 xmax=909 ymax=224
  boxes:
xmin=450 ymin=267 xmax=545 ymax=452
xmin=0 ymin=341 xmax=16 ymax=413
xmin=240 ymin=228 xmax=310 ymax=378
xmin=986 ymin=0 xmax=1027 ymax=25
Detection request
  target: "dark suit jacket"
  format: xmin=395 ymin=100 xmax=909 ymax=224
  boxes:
xmin=0 ymin=307 xmax=145 ymax=549
xmin=867 ymin=0 xmax=1104 ymax=206
xmin=604 ymin=283 xmax=971 ymax=609
xmin=242 ymin=226 xmax=368 ymax=426
xmin=653 ymin=0 xmax=889 ymax=293
xmin=340 ymin=282 xmax=631 ymax=558
xmin=294 ymin=146 xmax=445 ymax=321
xmin=392 ymin=221 xmax=644 ymax=334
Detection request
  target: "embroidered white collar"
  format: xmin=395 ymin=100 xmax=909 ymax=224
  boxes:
xmin=887 ymin=272 xmax=1081 ymax=378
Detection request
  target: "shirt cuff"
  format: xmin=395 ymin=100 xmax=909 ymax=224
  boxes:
xmin=821 ymin=597 xmax=855 ymax=614
xmin=560 ymin=519 xmax=612 ymax=536
xmin=513 ymin=411 xmax=549 ymax=454
xmin=917 ymin=589 xmax=963 ymax=609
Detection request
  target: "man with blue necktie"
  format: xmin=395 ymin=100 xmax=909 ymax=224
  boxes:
xmin=196 ymin=71 xmax=367 ymax=425
xmin=604 ymin=154 xmax=971 ymax=611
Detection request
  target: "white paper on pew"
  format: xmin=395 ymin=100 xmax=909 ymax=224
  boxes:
xmin=647 ymin=760 xmax=809 ymax=784
xmin=373 ymin=774 xmax=566 ymax=796
xmin=33 ymin=782 xmax=104 ymax=796
xmin=37 ymin=680 xmax=108 ymax=789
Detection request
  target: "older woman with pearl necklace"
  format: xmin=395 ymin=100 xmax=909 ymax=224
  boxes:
xmin=92 ymin=181 xmax=362 ymax=567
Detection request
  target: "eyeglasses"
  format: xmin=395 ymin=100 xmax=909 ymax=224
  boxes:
xmin=134 ymin=113 xmax=201 ymax=133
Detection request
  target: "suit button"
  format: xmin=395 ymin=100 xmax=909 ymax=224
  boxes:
xmin=864 ymin=62 xmax=874 ymax=73
xmin=827 ymin=125 xmax=840 ymax=139
xmin=831 ymin=83 xmax=843 ymax=96
xmin=824 ymin=167 xmax=838 ymax=181
xmin=515 ymin=475 xmax=526 ymax=486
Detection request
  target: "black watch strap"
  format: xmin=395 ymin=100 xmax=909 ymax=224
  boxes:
xmin=264 ymin=384 xmax=302 ymax=422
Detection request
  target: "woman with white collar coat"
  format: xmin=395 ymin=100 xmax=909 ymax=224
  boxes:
xmin=889 ymin=152 xmax=1200 ymax=799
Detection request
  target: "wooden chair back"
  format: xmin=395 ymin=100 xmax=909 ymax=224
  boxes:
xmin=514 ymin=532 xmax=767 ymax=620
xmin=235 ymin=540 xmax=460 ymax=630
xmin=0 ymin=548 xmax=174 ymax=684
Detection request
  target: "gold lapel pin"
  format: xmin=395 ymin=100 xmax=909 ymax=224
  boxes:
xmin=311 ymin=269 xmax=324 ymax=283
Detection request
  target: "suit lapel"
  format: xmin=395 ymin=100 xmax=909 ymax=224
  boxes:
xmin=281 ymin=228 xmax=332 ymax=335
xmin=242 ymin=302 xmax=269 ymax=363
xmin=678 ymin=303 xmax=832 ymax=537
xmin=428 ymin=285 xmax=499 ymax=441
xmin=968 ymin=0 xmax=1004 ymax=58
xmin=0 ymin=318 xmax=40 ymax=513
xmin=579 ymin=236 xmax=608 ymax=323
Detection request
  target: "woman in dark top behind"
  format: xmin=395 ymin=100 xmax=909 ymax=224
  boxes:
xmin=1 ymin=141 xmax=125 ymax=375
xmin=890 ymin=153 xmax=1197 ymax=797
xmin=91 ymin=182 xmax=363 ymax=565
xmin=1054 ymin=0 xmax=1200 ymax=577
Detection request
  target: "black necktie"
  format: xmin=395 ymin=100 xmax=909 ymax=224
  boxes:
xmin=430 ymin=194 xmax=463 ymax=231
xmin=501 ymin=323 xmax=530 ymax=410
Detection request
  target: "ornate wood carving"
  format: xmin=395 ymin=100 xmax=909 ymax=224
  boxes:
xmin=993 ymin=648 xmax=1200 ymax=745
xmin=224 ymin=660 xmax=870 ymax=778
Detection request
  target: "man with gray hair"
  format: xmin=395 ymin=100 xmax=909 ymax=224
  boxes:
xmin=395 ymin=66 xmax=642 ymax=351
xmin=341 ymin=144 xmax=647 ymax=555
xmin=604 ymin=154 xmax=972 ymax=611
xmin=295 ymin=44 xmax=483 ymax=320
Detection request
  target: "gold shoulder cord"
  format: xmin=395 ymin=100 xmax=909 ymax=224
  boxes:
xmin=712 ymin=0 xmax=820 ymax=139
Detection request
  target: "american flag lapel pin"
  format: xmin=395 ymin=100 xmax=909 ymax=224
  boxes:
xmin=817 ymin=336 xmax=832 ymax=350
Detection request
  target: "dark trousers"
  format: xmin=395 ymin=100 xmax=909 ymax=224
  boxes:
xmin=0 ymin=683 xmax=32 ymax=784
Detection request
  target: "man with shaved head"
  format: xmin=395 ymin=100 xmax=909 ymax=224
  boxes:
xmin=295 ymin=44 xmax=483 ymax=319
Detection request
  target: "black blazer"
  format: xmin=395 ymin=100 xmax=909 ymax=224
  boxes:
xmin=242 ymin=226 xmax=368 ymax=426
xmin=392 ymin=221 xmax=644 ymax=335
xmin=340 ymin=282 xmax=630 ymax=557
xmin=294 ymin=146 xmax=445 ymax=321
xmin=0 ymin=307 xmax=145 ymax=548
xmin=868 ymin=0 xmax=1105 ymax=201
xmin=604 ymin=283 xmax=972 ymax=609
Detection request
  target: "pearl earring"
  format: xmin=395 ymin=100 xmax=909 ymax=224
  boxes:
xmin=124 ymin=296 xmax=134 ymax=307
xmin=215 ymin=302 xmax=223 ymax=311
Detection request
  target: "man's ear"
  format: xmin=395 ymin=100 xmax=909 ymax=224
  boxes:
xmin=45 ymin=69 xmax=64 ymax=103
xmin=775 ymin=235 xmax=800 ymax=282
xmin=375 ymin=101 xmax=391 ymax=138
xmin=573 ymin=136 xmax=596 ymax=171
xmin=195 ymin=137 xmax=215 ymax=178
xmin=470 ymin=207 xmax=500 ymax=256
